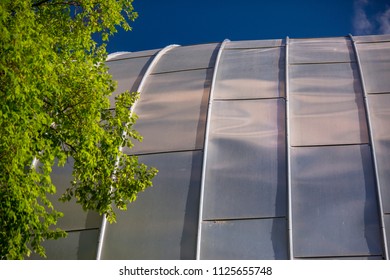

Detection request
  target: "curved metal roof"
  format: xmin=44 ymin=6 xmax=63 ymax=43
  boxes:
xmin=31 ymin=34 xmax=390 ymax=260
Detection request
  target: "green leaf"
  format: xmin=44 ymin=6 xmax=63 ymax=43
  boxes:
xmin=0 ymin=0 xmax=156 ymax=260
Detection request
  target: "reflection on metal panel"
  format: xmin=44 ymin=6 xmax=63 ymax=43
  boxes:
xmin=152 ymin=44 xmax=219 ymax=73
xmin=214 ymin=48 xmax=285 ymax=99
xmin=124 ymin=69 xmax=212 ymax=154
xmin=290 ymin=94 xmax=368 ymax=146
xmin=356 ymin=42 xmax=390 ymax=94
xmin=107 ymin=56 xmax=154 ymax=108
xmin=49 ymin=159 xmax=102 ymax=231
xmin=101 ymin=151 xmax=202 ymax=260
xmin=29 ymin=229 xmax=99 ymax=260
xmin=355 ymin=34 xmax=390 ymax=43
xmin=226 ymin=39 xmax=284 ymax=49
xmin=203 ymin=99 xmax=286 ymax=220
xmin=106 ymin=49 xmax=160 ymax=61
xmin=289 ymin=63 xmax=368 ymax=146
xmin=367 ymin=94 xmax=390 ymax=213
xmin=291 ymin=145 xmax=382 ymax=257
xmin=289 ymin=63 xmax=362 ymax=95
xmin=289 ymin=37 xmax=354 ymax=64
xmin=200 ymin=218 xmax=288 ymax=260
xmin=291 ymin=37 xmax=350 ymax=43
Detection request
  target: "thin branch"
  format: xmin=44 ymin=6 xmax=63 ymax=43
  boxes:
xmin=64 ymin=142 xmax=77 ymax=153
xmin=32 ymin=0 xmax=81 ymax=7
xmin=32 ymin=0 xmax=51 ymax=7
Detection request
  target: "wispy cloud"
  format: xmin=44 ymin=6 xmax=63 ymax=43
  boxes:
xmin=353 ymin=0 xmax=373 ymax=35
xmin=377 ymin=7 xmax=390 ymax=34
xmin=353 ymin=0 xmax=390 ymax=35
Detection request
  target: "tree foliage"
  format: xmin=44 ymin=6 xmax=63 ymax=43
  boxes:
xmin=0 ymin=0 xmax=157 ymax=259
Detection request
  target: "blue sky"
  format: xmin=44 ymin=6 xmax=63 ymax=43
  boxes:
xmin=106 ymin=0 xmax=390 ymax=53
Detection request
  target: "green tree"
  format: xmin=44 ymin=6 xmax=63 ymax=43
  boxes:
xmin=0 ymin=0 xmax=157 ymax=259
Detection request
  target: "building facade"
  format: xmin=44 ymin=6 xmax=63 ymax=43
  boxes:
xmin=32 ymin=34 xmax=390 ymax=260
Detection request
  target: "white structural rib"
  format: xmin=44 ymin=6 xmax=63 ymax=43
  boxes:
xmin=285 ymin=36 xmax=294 ymax=260
xmin=349 ymin=34 xmax=389 ymax=260
xmin=195 ymin=39 xmax=229 ymax=260
xmin=96 ymin=44 xmax=180 ymax=260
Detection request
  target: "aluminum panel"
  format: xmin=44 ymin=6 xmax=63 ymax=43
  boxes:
xmin=28 ymin=229 xmax=99 ymax=260
xmin=291 ymin=145 xmax=382 ymax=258
xmin=355 ymin=34 xmax=390 ymax=43
xmin=367 ymin=94 xmax=390 ymax=213
xmin=289 ymin=38 xmax=354 ymax=63
xmin=295 ymin=256 xmax=383 ymax=260
xmin=107 ymin=56 xmax=153 ymax=108
xmin=289 ymin=63 xmax=368 ymax=146
xmin=203 ymin=99 xmax=286 ymax=220
xmin=289 ymin=62 xmax=362 ymax=96
xmin=48 ymin=159 xmax=102 ymax=231
xmin=356 ymin=42 xmax=390 ymax=94
xmin=290 ymin=94 xmax=368 ymax=146
xmin=385 ymin=215 xmax=390 ymax=256
xmin=226 ymin=39 xmax=283 ymax=49
xmin=124 ymin=69 xmax=211 ymax=154
xmin=214 ymin=48 xmax=285 ymax=99
xmin=101 ymin=151 xmax=202 ymax=260
xmin=200 ymin=218 xmax=288 ymax=260
xmin=291 ymin=37 xmax=350 ymax=44
xmin=107 ymin=49 xmax=160 ymax=61
xmin=152 ymin=43 xmax=218 ymax=73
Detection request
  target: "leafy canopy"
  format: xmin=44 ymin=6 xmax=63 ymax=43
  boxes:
xmin=0 ymin=0 xmax=157 ymax=259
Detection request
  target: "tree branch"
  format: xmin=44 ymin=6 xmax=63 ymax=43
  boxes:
xmin=32 ymin=0 xmax=81 ymax=7
xmin=32 ymin=0 xmax=51 ymax=7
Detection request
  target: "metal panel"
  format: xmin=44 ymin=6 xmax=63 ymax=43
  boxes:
xmin=289 ymin=62 xmax=362 ymax=95
xmin=100 ymin=151 xmax=202 ymax=260
xmin=356 ymin=42 xmax=390 ymax=94
xmin=295 ymin=256 xmax=383 ymax=260
xmin=107 ymin=56 xmax=154 ymax=108
xmin=367 ymin=94 xmax=390 ymax=213
xmin=196 ymin=39 xmax=229 ymax=260
xmin=107 ymin=49 xmax=160 ymax=61
xmin=123 ymin=69 xmax=211 ymax=155
xmin=28 ymin=229 xmax=99 ymax=260
xmin=225 ymin=39 xmax=283 ymax=49
xmin=200 ymin=218 xmax=288 ymax=260
xmin=291 ymin=37 xmax=350 ymax=43
xmin=214 ymin=48 xmax=285 ymax=99
xmin=290 ymin=94 xmax=368 ymax=146
xmin=97 ymin=45 xmax=180 ymax=260
xmin=152 ymin=43 xmax=219 ymax=73
xmin=385 ymin=215 xmax=390 ymax=256
xmin=289 ymin=38 xmax=354 ymax=64
xmin=351 ymin=35 xmax=389 ymax=259
xmin=202 ymin=99 xmax=286 ymax=220
xmin=285 ymin=36 xmax=293 ymax=259
xmin=49 ymin=159 xmax=102 ymax=231
xmin=291 ymin=145 xmax=383 ymax=258
xmin=355 ymin=34 xmax=390 ymax=43
xmin=289 ymin=63 xmax=368 ymax=146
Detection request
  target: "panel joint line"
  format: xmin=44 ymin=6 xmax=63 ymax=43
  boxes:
xmin=95 ymin=44 xmax=180 ymax=260
xmin=349 ymin=34 xmax=389 ymax=260
xmin=285 ymin=36 xmax=294 ymax=260
xmin=195 ymin=39 xmax=230 ymax=260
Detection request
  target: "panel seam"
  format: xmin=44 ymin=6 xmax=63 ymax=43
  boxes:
xmin=195 ymin=39 xmax=230 ymax=260
xmin=285 ymin=36 xmax=294 ymax=260
xmin=95 ymin=44 xmax=181 ymax=260
xmin=349 ymin=34 xmax=389 ymax=260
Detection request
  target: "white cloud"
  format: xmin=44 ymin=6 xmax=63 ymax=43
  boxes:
xmin=353 ymin=0 xmax=374 ymax=35
xmin=353 ymin=0 xmax=390 ymax=35
xmin=377 ymin=7 xmax=390 ymax=34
